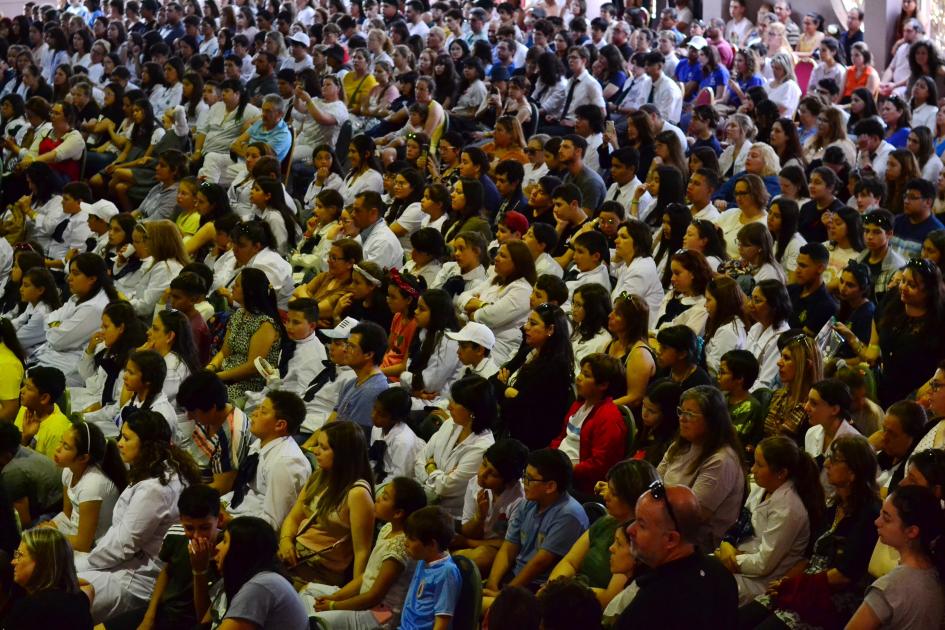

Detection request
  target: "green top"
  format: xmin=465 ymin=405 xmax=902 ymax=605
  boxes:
xmin=729 ymin=395 xmax=764 ymax=446
xmin=579 ymin=515 xmax=620 ymax=589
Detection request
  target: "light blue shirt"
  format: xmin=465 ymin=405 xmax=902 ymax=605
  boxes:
xmin=248 ymin=119 xmax=292 ymax=162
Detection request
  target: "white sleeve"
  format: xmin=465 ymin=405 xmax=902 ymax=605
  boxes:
xmin=737 ymin=500 xmax=808 ymax=576
xmin=46 ymin=301 xmax=102 ymax=352
xmin=424 ymin=436 xmax=494 ymax=504
xmin=472 ymin=282 xmax=530 ymax=330
xmin=83 ymin=484 xmax=174 ymax=570
xmin=129 ymin=262 xmax=175 ymax=318
xmin=259 ymin=455 xmax=311 ymax=529
xmin=385 ymin=431 xmax=422 ymax=481
xmin=705 ymin=323 xmax=741 ymax=376
xmin=461 ymin=476 xmax=479 ymax=525
xmin=77 ymin=343 xmax=104 ymax=381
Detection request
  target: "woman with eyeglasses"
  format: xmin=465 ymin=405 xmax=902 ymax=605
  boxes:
xmin=717 ymin=435 xmax=824 ymax=606
xmin=802 ymin=378 xmax=862 ymax=499
xmin=803 ymin=106 xmax=855 ymax=165
xmin=839 ymin=258 xmax=945 ymax=407
xmin=657 ymin=385 xmax=745 ymax=551
xmin=494 ymin=303 xmax=574 ymax=450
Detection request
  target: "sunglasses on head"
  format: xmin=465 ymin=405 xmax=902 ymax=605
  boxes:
xmin=647 ymin=480 xmax=678 ymax=531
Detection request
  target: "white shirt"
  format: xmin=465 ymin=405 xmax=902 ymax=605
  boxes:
xmin=431 ymin=356 xmax=500 ymax=410
xmin=465 ymin=277 xmax=533 ymax=366
xmin=413 ymin=420 xmax=496 ymax=517
xmin=715 ymin=207 xmax=768 ymax=259
xmin=565 ymin=264 xmax=612 ymax=302
xmin=128 ymin=259 xmax=184 ymax=319
xmin=856 ymin=140 xmax=895 ymax=180
xmin=704 ymin=319 xmax=747 ymax=379
xmin=358 ymin=219 xmax=404 ymax=270
xmin=198 ymin=101 xmax=262 ymax=155
xmin=765 ymin=80 xmax=802 ymax=118
xmin=605 ymin=177 xmax=651 ymax=212
xmin=299 ymin=98 xmax=349 ymax=148
xmin=302 ymin=365 xmax=356 ymax=434
xmin=247 ymin=248 xmax=295 ymax=311
xmin=922 ymin=154 xmax=944 ymax=184
xmin=571 ymin=328 xmax=611 ymax=378
xmin=913 ymin=103 xmax=937 ymax=132
xmin=747 ymin=320 xmax=791 ymax=391
xmin=52 ymin=465 xmax=120 ymax=542
xmin=523 ymin=163 xmax=548 ymax=192
xmin=391 ymin=202 xmax=426 ymax=251
xmin=533 ymin=77 xmax=568 ymax=117
xmin=370 ymin=422 xmax=423 ymax=484
xmin=725 ymin=17 xmax=753 ymax=47
xmin=641 ymin=74 xmax=683 ymax=124
xmin=223 ymin=436 xmax=311 ymax=529
xmin=559 ymin=68 xmax=606 ymax=120
xmin=654 ymin=292 xmax=708 ymax=336
xmin=12 ymin=302 xmax=50 ymax=357
xmin=692 ymin=203 xmax=720 ymax=222
xmin=611 ymin=257 xmax=664 ymax=327
xmin=535 ymin=252 xmax=563 ymax=279
xmin=34 ymin=289 xmax=110 ymax=379
xmin=28 ymin=196 xmax=65 ymax=254
xmin=398 ymin=331 xmax=461 ymax=407
xmin=733 ymin=481 xmax=810 ymax=605
xmin=340 ymin=168 xmax=385 ymax=208
xmin=718 ymin=141 xmax=751 ymax=179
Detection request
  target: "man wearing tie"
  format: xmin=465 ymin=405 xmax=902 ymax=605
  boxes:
xmin=641 ymin=51 xmax=683 ymax=125
xmin=539 ymin=46 xmax=605 ymax=136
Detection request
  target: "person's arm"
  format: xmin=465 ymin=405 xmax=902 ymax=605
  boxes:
xmin=835 ymin=320 xmax=881 ymax=365
xmin=185 ymin=222 xmax=216 ymax=256
xmin=483 ymin=539 xmax=520 ymax=592
xmin=12 ymin=497 xmax=31 ymax=528
xmin=138 ymin=565 xmax=171 ymax=630
xmin=612 ymin=345 xmax=653 ymax=408
xmin=328 ymin=559 xmax=404 ymax=611
xmin=192 ymin=131 xmax=207 ymax=157
xmin=209 ymin=470 xmax=238 ymax=495
xmin=277 ymin=492 xmax=307 ymax=566
xmin=229 ymin=125 xmax=253 ymax=159
xmin=0 ymin=399 xmax=17 ymax=422
xmin=507 ymin=549 xmax=558 ymax=589
xmin=432 ymin=617 xmax=451 ymax=630
xmin=215 ymin=321 xmax=278 ymax=382
xmin=349 ymin=484 xmax=376 ymax=580
xmin=423 ymin=103 xmax=444 ymax=139
xmin=845 ymin=601 xmax=882 ymax=630
xmin=68 ymin=500 xmax=103 ymax=553
xmin=547 ymin=530 xmax=591 ymax=582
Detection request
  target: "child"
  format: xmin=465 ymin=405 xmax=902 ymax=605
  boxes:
xmin=46 ymin=181 xmax=93 ymax=268
xmin=168 ymin=272 xmax=212 ymax=365
xmin=453 ymin=439 xmax=528 ymax=574
xmin=247 ymin=297 xmax=328 ymax=407
xmin=549 ymin=183 xmax=588 ymax=262
xmin=494 ymin=161 xmax=528 ymax=216
xmin=175 ymin=176 xmax=201 ymax=240
xmin=400 ymin=289 xmax=462 ymax=408
xmin=112 ymin=484 xmax=222 ymax=629
xmin=523 ymin=223 xmax=562 ymax=279
xmin=857 ymin=209 xmax=905 ymax=306
xmin=550 ymin=354 xmax=628 ymax=496
xmin=249 ymin=176 xmax=303 ymax=256
xmin=854 ymin=177 xmax=885 ymax=214
xmin=381 ymin=270 xmax=423 ymax=379
xmin=369 ymin=388 xmax=423 ymax=484
xmin=717 ymin=349 xmax=764 ymax=453
xmin=302 ymin=477 xmax=428 ymax=628
xmin=419 ymin=184 xmax=450 ymax=233
xmin=379 ymin=102 xmax=428 ymax=152
xmin=85 ymin=200 xmax=120 ymax=257
xmin=14 ymin=366 xmax=70 ymax=461
xmin=12 ymin=267 xmax=62 ymax=356
xmin=404 ymin=228 xmax=446 ymax=289
xmin=291 ymin=188 xmax=345 ymax=276
xmin=400 ymin=505 xmax=463 ymax=630
xmin=787 ymin=242 xmax=838 ymax=336
xmin=300 ymin=318 xmax=358 ymax=437
xmin=221 ymin=390 xmax=312 ymax=530
xmin=49 ymin=420 xmax=125 ymax=552
xmin=564 ymin=230 xmax=612 ymax=304
xmin=530 ymin=274 xmax=568 ymax=310
xmin=482 ymin=448 xmax=589 ymax=595
xmin=490 ymin=210 xmax=529 ymax=259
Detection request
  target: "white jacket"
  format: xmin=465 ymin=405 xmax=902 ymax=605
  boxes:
xmin=34 ymin=289 xmax=110 ymax=383
xmin=413 ymin=420 xmax=495 ymax=518
xmin=611 ymin=257 xmax=664 ymax=328
xmin=128 ymin=259 xmax=184 ymax=319
xmin=747 ymin=321 xmax=791 ymax=391
xmin=465 ymin=277 xmax=532 ymax=366
xmin=654 ymin=292 xmax=708 ymax=336
xmin=704 ymin=319 xmax=747 ymax=379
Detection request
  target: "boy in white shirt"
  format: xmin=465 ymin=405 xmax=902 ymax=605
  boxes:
xmin=565 ymin=230 xmax=612 ymax=306
xmin=523 ymin=223 xmax=563 ymax=279
xmin=46 ymin=181 xmax=93 ymax=267
xmin=299 ymin=317 xmax=358 ymax=437
xmin=369 ymin=388 xmax=422 ymax=485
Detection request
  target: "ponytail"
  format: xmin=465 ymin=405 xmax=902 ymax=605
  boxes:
xmin=759 ymin=435 xmax=826 ymax=534
xmin=890 ymin=485 xmax=945 ymax=575
xmin=72 ymin=421 xmax=128 ymax=491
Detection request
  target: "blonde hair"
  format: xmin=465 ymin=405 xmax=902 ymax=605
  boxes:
xmin=770 ymin=52 xmax=797 ymax=83
xmin=146 ymin=219 xmax=191 ymax=265
xmin=497 ymin=115 xmax=527 ymax=150
xmin=782 ymin=334 xmax=823 ymax=406
xmin=750 ymin=142 xmax=781 ymax=177
xmin=19 ymin=528 xmax=81 ymax=595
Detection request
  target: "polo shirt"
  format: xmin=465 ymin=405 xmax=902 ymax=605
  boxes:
xmin=788 ymin=282 xmax=838 ymax=334
xmin=563 ymin=166 xmax=607 ymax=212
xmin=400 ymin=555 xmax=462 ymax=630
xmin=247 ymin=119 xmax=292 ymax=162
xmin=335 ymin=371 xmax=389 ymax=428
xmin=186 ymin=405 xmax=253 ymax=481
xmin=505 ymin=493 xmax=589 ymax=586
xmin=15 ymin=404 xmax=71 ymax=461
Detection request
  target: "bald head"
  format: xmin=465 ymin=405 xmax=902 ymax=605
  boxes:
xmin=628 ymin=484 xmax=702 ymax=568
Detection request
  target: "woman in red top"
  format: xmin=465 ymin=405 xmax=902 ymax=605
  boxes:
xmin=552 ymin=353 xmax=628 ymax=497
xmin=842 ymin=42 xmax=880 ymax=102
xmin=18 ymin=101 xmax=83 ymax=183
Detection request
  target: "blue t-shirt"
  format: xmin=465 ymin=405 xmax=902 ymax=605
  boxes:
xmin=699 ymin=66 xmax=730 ymax=91
xmin=334 ymin=371 xmax=389 ymax=428
xmin=674 ymin=59 xmax=703 ymax=87
xmin=730 ymin=75 xmax=764 ymax=108
xmin=505 ymin=494 xmax=589 ymax=586
xmin=891 ymin=214 xmax=945 ymax=260
xmin=886 ymin=127 xmax=911 ymax=150
xmin=400 ymin=555 xmax=462 ymax=630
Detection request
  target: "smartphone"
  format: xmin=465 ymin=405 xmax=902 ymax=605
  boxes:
xmin=606 ymin=120 xmax=616 ymax=136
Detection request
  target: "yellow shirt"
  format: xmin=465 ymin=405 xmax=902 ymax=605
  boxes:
xmin=0 ymin=343 xmax=24 ymax=400
xmin=342 ymin=72 xmax=378 ymax=110
xmin=15 ymin=403 xmax=72 ymax=461
xmin=176 ymin=210 xmax=201 ymax=238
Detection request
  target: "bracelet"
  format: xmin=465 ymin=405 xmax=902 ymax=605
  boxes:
xmin=192 ymin=569 xmax=208 ymax=575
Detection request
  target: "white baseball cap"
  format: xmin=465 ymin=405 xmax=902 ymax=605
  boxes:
xmin=287 ymin=32 xmax=311 ymax=48
xmin=85 ymin=199 xmax=120 ymax=222
xmin=445 ymin=322 xmax=496 ymax=350
xmin=321 ymin=316 xmax=359 ymax=339
xmin=688 ymin=35 xmax=708 ymax=49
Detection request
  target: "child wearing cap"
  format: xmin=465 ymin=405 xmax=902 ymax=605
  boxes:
xmin=86 ymin=199 xmax=120 ymax=257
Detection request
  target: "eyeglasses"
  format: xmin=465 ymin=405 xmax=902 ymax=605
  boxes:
xmin=676 ymin=406 xmax=703 ymax=421
xmin=647 ymin=480 xmax=678 ymax=531
xmin=930 ymin=380 xmax=945 ymax=392
xmin=523 ymin=473 xmax=549 ymax=485
xmin=734 ymin=190 xmax=750 ymax=196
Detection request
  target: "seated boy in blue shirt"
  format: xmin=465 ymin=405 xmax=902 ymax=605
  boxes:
xmin=483 ymin=448 xmax=589 ymax=597
xmin=400 ymin=506 xmax=463 ymax=630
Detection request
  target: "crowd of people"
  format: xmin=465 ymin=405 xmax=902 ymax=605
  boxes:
xmin=2 ymin=0 xmax=945 ymax=627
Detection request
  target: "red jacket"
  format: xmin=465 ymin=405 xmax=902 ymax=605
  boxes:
xmin=551 ymin=398 xmax=628 ymax=494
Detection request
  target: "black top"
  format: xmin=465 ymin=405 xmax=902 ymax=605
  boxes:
xmin=798 ymin=198 xmax=846 ymax=243
xmin=653 ymin=368 xmax=713 ymax=393
xmin=4 ymin=589 xmax=94 ymax=630
xmin=615 ymin=552 xmax=738 ymax=630
xmin=788 ymin=282 xmax=838 ymax=334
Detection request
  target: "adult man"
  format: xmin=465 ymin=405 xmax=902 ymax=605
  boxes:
xmin=540 ymin=46 xmax=605 ymax=135
xmin=194 ymin=79 xmax=261 ymax=183
xmin=559 ymin=135 xmax=606 ymax=213
xmin=178 ymin=370 xmax=253 ymax=495
xmin=640 ymin=53 xmax=682 ymax=125
xmin=615 ymin=484 xmax=737 ymax=628
xmin=641 ymin=103 xmax=686 ymax=148
xmin=405 ymin=1 xmax=430 ymax=38
xmin=231 ymin=94 xmax=292 ymax=163
xmin=875 ymin=400 xmax=927 ymax=494
xmin=464 ymin=9 xmax=489 ymax=46
xmin=881 ymin=18 xmax=923 ymax=96
xmin=838 ymin=8 xmax=864 ymax=67
xmin=352 ymin=191 xmax=404 ymax=269
xmin=319 ymin=321 xmax=390 ymax=436
xmin=609 ymin=20 xmax=633 ymax=60
xmin=915 ymin=363 xmax=945 ymax=450
xmin=158 ymin=1 xmax=184 ymax=46
xmin=853 ymin=118 xmax=894 ymax=180
xmin=773 ymin=0 xmax=800 ymax=47
xmin=686 ymin=168 xmax=721 ymax=221
xmin=285 ymin=32 xmax=313 ymax=72
xmin=246 ymin=52 xmax=279 ymax=103
xmin=674 ymin=37 xmax=705 ymax=102
xmin=890 ymin=179 xmax=945 ymax=260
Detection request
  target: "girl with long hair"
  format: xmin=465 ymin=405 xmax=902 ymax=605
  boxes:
xmin=49 ymin=420 xmax=127 ymax=552
xmin=10 ymin=266 xmax=61 ymax=357
xmin=803 ymin=106 xmax=856 ymax=165
xmin=380 ymin=270 xmax=423 ymax=379
xmin=762 ymin=333 xmax=824 ymax=442
xmin=726 ymin=222 xmax=786 ymax=285
xmin=652 ymin=201 xmax=692 ymax=286
xmin=658 ymin=385 xmax=746 ymax=551
xmin=184 ymin=181 xmax=234 ymax=258
xmin=249 ymin=176 xmax=303 ymax=255
xmin=835 ymin=261 xmax=876 ymax=360
xmin=496 ymin=303 xmax=575 ymax=450
xmin=279 ymin=421 xmax=375 ymax=587
xmin=767 ymin=197 xmax=806 ymax=280
xmin=606 ymin=290 xmax=657 ymax=411
xmin=824 ymin=206 xmax=865 ymax=285
xmin=718 ymin=435 xmax=824 ymax=605
xmin=745 ymin=280 xmax=793 ymax=391
xmin=769 ymin=117 xmax=806 ymax=170
xmin=401 ymin=288 xmax=460 ymax=401
xmin=682 ymin=219 xmax=729 ymax=271
xmin=629 ymin=379 xmax=682 ymax=465
xmin=908 ymin=125 xmax=944 ymax=182
xmin=340 ymin=134 xmax=385 ymax=208
xmin=76 ymin=409 xmax=200 ymax=623
xmin=569 ymin=283 xmax=613 ymax=377
xmin=703 ymin=276 xmax=748 ymax=379
xmin=654 ymin=249 xmax=712 ymax=335
xmin=126 ymin=219 xmax=190 ymax=319
xmin=142 ymin=309 xmax=201 ymax=412
xmin=334 ymin=260 xmax=393 ymax=331
xmin=0 ymin=250 xmax=44 ymax=318
xmin=846 ymin=85 xmax=879 ymax=134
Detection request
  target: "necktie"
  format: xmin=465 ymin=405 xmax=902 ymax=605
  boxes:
xmin=303 ymin=360 xmax=336 ymax=402
xmin=278 ymin=340 xmax=297 ymax=378
xmin=611 ymin=186 xmax=620 ymax=201
xmin=647 ymin=79 xmax=656 ymax=104
xmin=464 ymin=367 xmax=474 ymax=377
xmin=560 ymin=77 xmax=579 ymax=119
xmin=51 ymin=217 xmax=70 ymax=243
xmin=229 ymin=452 xmax=260 ymax=509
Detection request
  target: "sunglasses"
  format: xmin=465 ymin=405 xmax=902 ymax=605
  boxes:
xmin=647 ymin=480 xmax=678 ymax=531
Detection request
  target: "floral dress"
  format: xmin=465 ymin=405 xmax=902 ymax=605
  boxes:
xmin=221 ymin=309 xmax=281 ymax=400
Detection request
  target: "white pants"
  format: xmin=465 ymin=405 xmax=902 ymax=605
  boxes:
xmin=199 ymin=151 xmax=243 ymax=187
xmin=300 ymin=583 xmax=390 ymax=630
xmin=78 ymin=565 xmax=157 ymax=623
